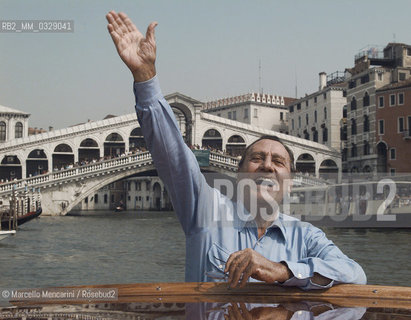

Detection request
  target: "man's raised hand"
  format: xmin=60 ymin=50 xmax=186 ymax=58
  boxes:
xmin=106 ymin=11 xmax=157 ymax=82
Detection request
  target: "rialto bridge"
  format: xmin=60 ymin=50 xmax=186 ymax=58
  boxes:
xmin=0 ymin=92 xmax=341 ymax=215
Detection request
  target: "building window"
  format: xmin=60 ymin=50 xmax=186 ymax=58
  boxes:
xmin=298 ymin=116 xmax=301 ymax=127
xmin=297 ymin=103 xmax=301 ymax=110
xmin=351 ymin=144 xmax=357 ymax=157
xmin=351 ymin=119 xmax=357 ymax=135
xmin=324 ymin=107 xmax=327 ymax=120
xmin=363 ymin=115 xmax=369 ymax=132
xmin=306 ymin=114 xmax=309 ymax=125
xmin=322 ymin=127 xmax=328 ymax=142
xmin=390 ymin=94 xmax=396 ymax=106
xmin=0 ymin=122 xmax=6 ymax=141
xmin=398 ymin=117 xmax=405 ymax=132
xmin=390 ymin=148 xmax=396 ymax=160
xmin=233 ymin=111 xmax=237 ymax=120
xmin=314 ymin=96 xmax=317 ymax=103
xmin=244 ymin=108 xmax=249 ymax=118
xmin=313 ymin=129 xmax=318 ymax=142
xmin=399 ymin=72 xmax=406 ymax=81
xmin=15 ymin=122 xmax=23 ymax=138
xmin=378 ymin=96 xmax=384 ymax=108
xmin=398 ymin=93 xmax=404 ymax=105
xmin=314 ymin=110 xmax=317 ymax=122
xmin=363 ymin=92 xmax=370 ymax=107
xmin=349 ymin=80 xmax=356 ymax=89
xmin=217 ymin=113 xmax=221 ymax=117
xmin=280 ymin=112 xmax=284 ymax=121
xmin=378 ymin=119 xmax=384 ymax=135
xmin=363 ymin=141 xmax=370 ymax=156
xmin=351 ymin=97 xmax=357 ymax=111
xmin=343 ymin=105 xmax=347 ymax=118
xmin=228 ymin=112 xmax=232 ymax=119
xmin=305 ymin=100 xmax=309 ymax=107
xmin=408 ymin=48 xmax=411 ymax=56
xmin=377 ymin=73 xmax=383 ymax=81
xmin=390 ymin=168 xmax=396 ymax=176
xmin=291 ymin=119 xmax=294 ymax=130
xmin=94 ymin=194 xmax=98 ymax=203
xmin=304 ymin=131 xmax=309 ymax=140
xmin=360 ymin=74 xmax=370 ymax=84
xmin=104 ymin=194 xmax=108 ymax=204
xmin=323 ymin=92 xmax=327 ymax=100
xmin=146 ymin=196 xmax=149 ymax=201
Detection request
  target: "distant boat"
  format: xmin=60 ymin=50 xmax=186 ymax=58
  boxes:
xmin=0 ymin=230 xmax=16 ymax=241
xmin=115 ymin=206 xmax=124 ymax=212
xmin=1 ymin=207 xmax=42 ymax=230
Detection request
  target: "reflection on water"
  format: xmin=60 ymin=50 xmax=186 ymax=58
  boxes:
xmin=2 ymin=301 xmax=407 ymax=319
xmin=0 ymin=211 xmax=410 ymax=288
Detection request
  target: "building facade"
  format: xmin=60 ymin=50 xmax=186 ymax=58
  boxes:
xmin=375 ymin=79 xmax=411 ymax=174
xmin=203 ymin=92 xmax=294 ymax=134
xmin=287 ymin=72 xmax=346 ymax=151
xmin=343 ymin=42 xmax=411 ymax=173
xmin=0 ymin=104 xmax=30 ymax=143
xmin=73 ymin=175 xmax=172 ymax=212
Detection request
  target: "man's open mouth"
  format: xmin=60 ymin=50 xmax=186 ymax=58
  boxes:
xmin=254 ymin=177 xmax=279 ymax=189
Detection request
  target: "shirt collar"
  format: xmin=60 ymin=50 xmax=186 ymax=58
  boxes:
xmin=234 ymin=202 xmax=287 ymax=240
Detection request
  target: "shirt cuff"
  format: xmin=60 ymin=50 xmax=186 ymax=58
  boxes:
xmin=133 ymin=75 xmax=163 ymax=106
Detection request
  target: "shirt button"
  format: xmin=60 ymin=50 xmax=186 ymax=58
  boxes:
xmin=218 ymin=264 xmax=223 ymax=269
xmin=297 ymin=273 xmax=303 ymax=279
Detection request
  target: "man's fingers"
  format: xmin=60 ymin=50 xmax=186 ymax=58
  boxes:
xmin=225 ymin=251 xmax=240 ymax=273
xmin=228 ymin=255 xmax=248 ymax=287
xmin=107 ymin=24 xmax=120 ymax=44
xmin=146 ymin=21 xmax=158 ymax=45
xmin=106 ymin=11 xmax=122 ymax=35
xmin=114 ymin=14 xmax=129 ymax=36
xmin=238 ymin=265 xmax=253 ymax=288
xmin=118 ymin=12 xmax=141 ymax=35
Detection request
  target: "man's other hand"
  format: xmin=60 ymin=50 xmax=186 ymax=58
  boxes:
xmin=224 ymin=248 xmax=292 ymax=288
xmin=106 ymin=11 xmax=157 ymax=82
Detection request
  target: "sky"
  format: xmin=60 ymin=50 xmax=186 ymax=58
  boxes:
xmin=1 ymin=0 xmax=411 ymax=130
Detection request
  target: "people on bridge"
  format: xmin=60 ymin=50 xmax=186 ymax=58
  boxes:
xmin=106 ymin=11 xmax=366 ymax=289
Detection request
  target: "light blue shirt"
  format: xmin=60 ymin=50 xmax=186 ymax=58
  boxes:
xmin=133 ymin=76 xmax=366 ymax=290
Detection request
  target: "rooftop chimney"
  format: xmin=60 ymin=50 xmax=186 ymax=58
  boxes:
xmin=49 ymin=126 xmax=53 ymax=131
xmin=319 ymin=72 xmax=327 ymax=90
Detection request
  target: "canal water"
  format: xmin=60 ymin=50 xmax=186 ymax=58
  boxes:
xmin=0 ymin=211 xmax=410 ymax=289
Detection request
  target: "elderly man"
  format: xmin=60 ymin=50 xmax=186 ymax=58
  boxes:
xmin=106 ymin=11 xmax=366 ymax=290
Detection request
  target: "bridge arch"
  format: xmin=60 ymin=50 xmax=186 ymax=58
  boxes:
xmin=52 ymin=142 xmax=75 ymax=170
xmin=104 ymin=132 xmax=125 ymax=157
xmin=295 ymin=153 xmax=316 ymax=175
xmin=129 ymin=127 xmax=146 ymax=151
xmin=201 ymin=128 xmax=223 ymax=151
xmin=26 ymin=149 xmax=49 ymax=177
xmin=319 ymin=159 xmax=338 ymax=181
xmin=226 ymin=134 xmax=246 ymax=156
xmin=78 ymin=137 xmax=100 ymax=163
xmin=0 ymin=155 xmax=22 ymax=181
xmin=169 ymin=102 xmax=194 ymax=145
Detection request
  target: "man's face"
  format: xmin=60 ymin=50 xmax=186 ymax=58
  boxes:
xmin=238 ymin=139 xmax=292 ymax=210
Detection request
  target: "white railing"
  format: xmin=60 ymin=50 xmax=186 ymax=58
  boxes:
xmin=0 ymin=151 xmax=240 ymax=196
xmin=209 ymin=153 xmax=239 ymax=169
xmin=0 ymin=150 xmax=328 ymax=196
xmin=0 ymin=152 xmax=153 ymax=195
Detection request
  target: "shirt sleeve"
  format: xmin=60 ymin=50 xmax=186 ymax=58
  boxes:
xmin=280 ymin=224 xmax=367 ymax=290
xmin=133 ymin=76 xmax=212 ymax=235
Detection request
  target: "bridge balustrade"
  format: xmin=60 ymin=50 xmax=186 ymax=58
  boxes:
xmin=0 ymin=151 xmax=153 ymax=195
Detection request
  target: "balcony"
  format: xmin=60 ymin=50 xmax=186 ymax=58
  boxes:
xmin=403 ymin=131 xmax=411 ymax=140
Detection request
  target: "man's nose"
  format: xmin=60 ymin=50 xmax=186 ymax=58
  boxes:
xmin=260 ymin=158 xmax=275 ymax=172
